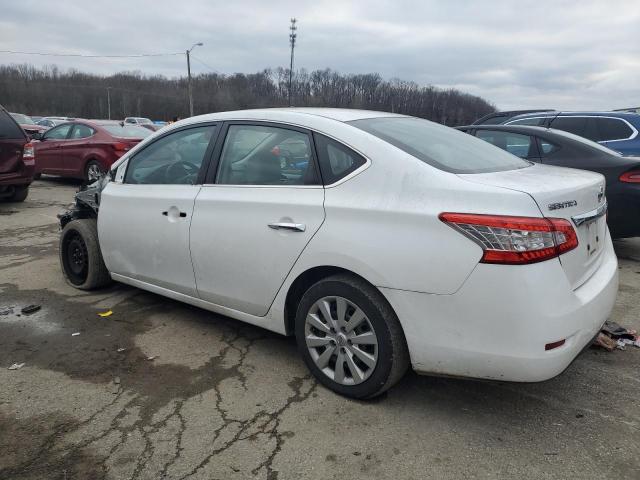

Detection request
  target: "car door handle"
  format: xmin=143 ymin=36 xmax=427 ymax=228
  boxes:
xmin=162 ymin=211 xmax=187 ymax=218
xmin=268 ymin=222 xmax=306 ymax=232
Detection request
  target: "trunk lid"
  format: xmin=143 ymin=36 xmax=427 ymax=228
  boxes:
xmin=459 ymin=163 xmax=607 ymax=289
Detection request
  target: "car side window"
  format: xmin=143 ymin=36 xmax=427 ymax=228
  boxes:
xmin=44 ymin=124 xmax=72 ymax=140
xmin=313 ymin=133 xmax=366 ymax=184
xmin=215 ymin=125 xmax=317 ymax=185
xmin=507 ymin=117 xmax=546 ymax=126
xmin=70 ymin=124 xmax=95 ymax=139
xmin=594 ymin=118 xmax=633 ymax=141
xmin=124 ymin=125 xmax=216 ymax=185
xmin=550 ymin=117 xmax=587 ymax=137
xmin=475 ymin=130 xmax=536 ymax=159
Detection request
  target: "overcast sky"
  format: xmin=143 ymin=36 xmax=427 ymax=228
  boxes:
xmin=1 ymin=0 xmax=638 ymax=110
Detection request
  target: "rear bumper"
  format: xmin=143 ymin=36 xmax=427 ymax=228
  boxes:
xmin=380 ymin=233 xmax=618 ymax=382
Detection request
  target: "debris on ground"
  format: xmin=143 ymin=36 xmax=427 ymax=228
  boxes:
xmin=71 ymin=332 xmax=80 ymax=336
xmin=593 ymin=321 xmax=639 ymax=351
xmin=98 ymin=310 xmax=113 ymax=317
xmin=146 ymin=356 xmax=157 ymax=361
xmin=8 ymin=363 xmax=25 ymax=370
xmin=117 ymin=347 xmax=126 ymax=353
xmin=593 ymin=333 xmax=617 ymax=351
xmin=0 ymin=306 xmax=14 ymax=315
xmin=114 ymin=376 xmax=121 ymax=385
xmin=21 ymin=304 xmax=41 ymax=315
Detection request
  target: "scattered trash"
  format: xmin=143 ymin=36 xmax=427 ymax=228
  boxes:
xmin=98 ymin=310 xmax=113 ymax=317
xmin=146 ymin=356 xmax=157 ymax=361
xmin=117 ymin=347 xmax=126 ymax=353
xmin=601 ymin=321 xmax=637 ymax=340
xmin=21 ymin=304 xmax=41 ymax=315
xmin=8 ymin=363 xmax=25 ymax=370
xmin=72 ymin=332 xmax=81 ymax=337
xmin=593 ymin=333 xmax=616 ymax=352
xmin=114 ymin=376 xmax=121 ymax=385
xmin=592 ymin=321 xmax=639 ymax=352
xmin=0 ymin=306 xmax=14 ymax=316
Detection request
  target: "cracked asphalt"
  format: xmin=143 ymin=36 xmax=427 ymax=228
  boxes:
xmin=1 ymin=178 xmax=639 ymax=480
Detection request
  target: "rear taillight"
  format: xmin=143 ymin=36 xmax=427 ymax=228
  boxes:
xmin=112 ymin=142 xmax=130 ymax=153
xmin=439 ymin=213 xmax=579 ymax=265
xmin=23 ymin=142 xmax=35 ymax=163
xmin=620 ymin=169 xmax=640 ymax=183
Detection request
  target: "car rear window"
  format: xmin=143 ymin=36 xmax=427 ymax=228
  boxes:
xmin=102 ymin=125 xmax=152 ymax=139
xmin=349 ymin=117 xmax=530 ymax=174
xmin=0 ymin=109 xmax=26 ymax=139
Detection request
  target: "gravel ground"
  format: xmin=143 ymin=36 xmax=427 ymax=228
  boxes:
xmin=1 ymin=178 xmax=639 ymax=480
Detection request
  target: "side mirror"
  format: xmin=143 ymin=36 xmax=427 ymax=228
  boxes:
xmin=32 ymin=132 xmax=43 ymax=141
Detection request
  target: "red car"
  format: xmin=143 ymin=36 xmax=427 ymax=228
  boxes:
xmin=33 ymin=120 xmax=152 ymax=181
xmin=10 ymin=112 xmax=48 ymax=137
xmin=0 ymin=105 xmax=35 ymax=202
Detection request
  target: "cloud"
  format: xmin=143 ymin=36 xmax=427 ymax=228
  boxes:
xmin=2 ymin=0 xmax=638 ymax=110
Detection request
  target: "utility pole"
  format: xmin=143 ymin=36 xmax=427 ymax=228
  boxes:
xmin=107 ymin=87 xmax=111 ymax=120
xmin=186 ymin=42 xmax=203 ymax=117
xmin=288 ymin=18 xmax=297 ymax=106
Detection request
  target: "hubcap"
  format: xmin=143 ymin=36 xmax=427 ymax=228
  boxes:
xmin=87 ymin=164 xmax=102 ymax=182
xmin=304 ymin=296 xmax=378 ymax=386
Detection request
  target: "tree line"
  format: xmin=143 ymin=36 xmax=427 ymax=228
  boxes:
xmin=0 ymin=63 xmax=494 ymax=125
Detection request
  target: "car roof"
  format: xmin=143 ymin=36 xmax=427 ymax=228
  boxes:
xmin=510 ymin=111 xmax=640 ymax=120
xmin=183 ymin=107 xmax=407 ymax=125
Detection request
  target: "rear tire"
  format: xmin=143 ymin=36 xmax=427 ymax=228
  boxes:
xmin=295 ymin=273 xmax=409 ymax=399
xmin=8 ymin=186 xmax=29 ymax=202
xmin=59 ymin=219 xmax=112 ymax=290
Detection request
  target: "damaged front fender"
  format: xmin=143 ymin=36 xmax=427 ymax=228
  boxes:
xmin=58 ymin=174 xmax=111 ymax=229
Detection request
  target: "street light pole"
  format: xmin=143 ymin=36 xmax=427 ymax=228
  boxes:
xmin=288 ymin=18 xmax=297 ymax=106
xmin=107 ymin=87 xmax=111 ymax=120
xmin=186 ymin=42 xmax=203 ymax=117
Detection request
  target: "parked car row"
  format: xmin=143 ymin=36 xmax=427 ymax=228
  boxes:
xmin=472 ymin=109 xmax=640 ymax=156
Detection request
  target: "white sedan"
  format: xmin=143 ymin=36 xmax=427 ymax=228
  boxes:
xmin=58 ymin=108 xmax=618 ymax=398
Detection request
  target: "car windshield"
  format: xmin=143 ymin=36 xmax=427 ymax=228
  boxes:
xmin=11 ymin=113 xmax=35 ymax=125
xmin=102 ymin=124 xmax=153 ymax=138
xmin=349 ymin=117 xmax=530 ymax=174
xmin=137 ymin=118 xmax=153 ymax=124
xmin=548 ymin=128 xmax=622 ymax=156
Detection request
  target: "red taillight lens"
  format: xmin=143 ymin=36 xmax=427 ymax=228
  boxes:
xmin=439 ymin=213 xmax=579 ymax=265
xmin=620 ymin=169 xmax=640 ymax=183
xmin=22 ymin=142 xmax=35 ymax=163
xmin=112 ymin=142 xmax=130 ymax=152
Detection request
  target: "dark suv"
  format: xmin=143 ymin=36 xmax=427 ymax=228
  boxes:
xmin=504 ymin=111 xmax=640 ymax=156
xmin=0 ymin=105 xmax=35 ymax=202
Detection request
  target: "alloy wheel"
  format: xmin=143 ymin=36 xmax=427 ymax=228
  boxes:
xmin=304 ymin=296 xmax=378 ymax=385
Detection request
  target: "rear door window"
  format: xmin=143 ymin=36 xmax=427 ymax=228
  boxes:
xmin=70 ymin=124 xmax=95 ymax=139
xmin=215 ymin=124 xmax=318 ymax=186
xmin=550 ymin=117 xmax=588 ymax=137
